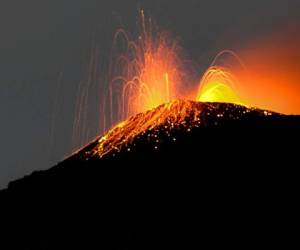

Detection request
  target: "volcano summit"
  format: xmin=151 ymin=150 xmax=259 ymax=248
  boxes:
xmin=69 ymin=99 xmax=299 ymax=161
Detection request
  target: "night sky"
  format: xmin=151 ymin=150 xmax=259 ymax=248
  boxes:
xmin=1 ymin=0 xmax=300 ymax=188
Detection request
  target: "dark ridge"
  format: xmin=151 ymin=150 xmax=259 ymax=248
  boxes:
xmin=1 ymin=102 xmax=299 ymax=249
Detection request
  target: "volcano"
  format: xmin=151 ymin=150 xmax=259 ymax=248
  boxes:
xmin=1 ymin=101 xmax=299 ymax=249
xmin=65 ymin=100 xmax=300 ymax=161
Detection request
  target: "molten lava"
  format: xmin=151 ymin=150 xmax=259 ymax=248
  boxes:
xmin=108 ymin=12 xmax=250 ymax=129
xmin=88 ymin=100 xmax=274 ymax=158
xmin=73 ymin=11 xmax=300 ymax=157
xmin=196 ymin=50 xmax=248 ymax=106
xmin=110 ymin=20 xmax=251 ymax=125
xmin=109 ymin=10 xmax=188 ymax=122
xmin=196 ymin=66 xmax=245 ymax=106
xmin=96 ymin=100 xmax=201 ymax=157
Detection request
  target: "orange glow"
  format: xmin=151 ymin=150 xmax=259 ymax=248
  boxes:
xmin=196 ymin=66 xmax=245 ymax=106
xmin=110 ymin=12 xmax=300 ymax=126
xmin=72 ymin=12 xmax=300 ymax=157
xmin=234 ymin=32 xmax=300 ymax=114
xmin=109 ymin=10 xmax=188 ymax=122
xmin=195 ymin=31 xmax=300 ymax=115
xmin=195 ymin=51 xmax=248 ymax=108
xmin=96 ymin=100 xmax=202 ymax=157
xmin=91 ymin=20 xmax=300 ymax=158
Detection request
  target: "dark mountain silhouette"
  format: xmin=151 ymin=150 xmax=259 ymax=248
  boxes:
xmin=1 ymin=101 xmax=299 ymax=249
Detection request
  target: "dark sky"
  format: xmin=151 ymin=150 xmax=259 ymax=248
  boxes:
xmin=1 ymin=0 xmax=299 ymax=188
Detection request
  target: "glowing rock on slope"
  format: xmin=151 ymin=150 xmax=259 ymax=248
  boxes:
xmin=87 ymin=100 xmax=277 ymax=159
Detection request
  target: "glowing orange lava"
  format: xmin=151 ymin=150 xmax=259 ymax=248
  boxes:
xmin=106 ymin=12 xmax=300 ymax=137
xmin=196 ymin=51 xmax=246 ymax=106
xmin=72 ymin=11 xmax=300 ymax=156
xmin=109 ymin=10 xmax=188 ymax=123
xmin=96 ymin=99 xmax=202 ymax=157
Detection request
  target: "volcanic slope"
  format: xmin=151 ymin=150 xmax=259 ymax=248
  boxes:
xmin=1 ymin=100 xmax=300 ymax=249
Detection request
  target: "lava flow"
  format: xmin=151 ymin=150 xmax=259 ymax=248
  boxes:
xmin=88 ymin=100 xmax=275 ymax=158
